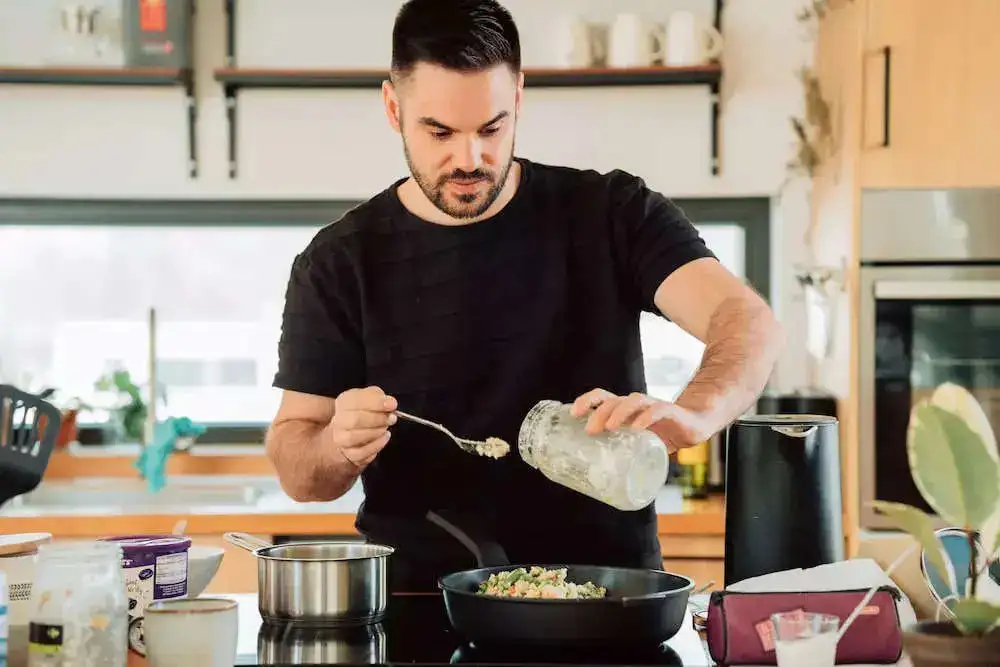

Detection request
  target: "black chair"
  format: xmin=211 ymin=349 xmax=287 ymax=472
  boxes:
xmin=0 ymin=384 xmax=62 ymax=508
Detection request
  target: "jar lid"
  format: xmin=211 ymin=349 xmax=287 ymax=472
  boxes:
xmin=0 ymin=532 xmax=52 ymax=557
xmin=736 ymin=414 xmax=837 ymax=426
xmin=99 ymin=534 xmax=192 ymax=555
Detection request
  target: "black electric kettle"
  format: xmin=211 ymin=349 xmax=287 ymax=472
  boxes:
xmin=723 ymin=414 xmax=844 ymax=586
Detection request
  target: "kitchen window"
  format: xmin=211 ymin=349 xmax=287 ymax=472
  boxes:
xmin=0 ymin=197 xmax=769 ymax=445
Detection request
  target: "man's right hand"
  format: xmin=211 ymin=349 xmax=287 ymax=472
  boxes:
xmin=329 ymin=386 xmax=398 ymax=471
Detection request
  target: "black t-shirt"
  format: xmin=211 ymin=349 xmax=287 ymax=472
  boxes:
xmin=273 ymin=158 xmax=716 ymax=589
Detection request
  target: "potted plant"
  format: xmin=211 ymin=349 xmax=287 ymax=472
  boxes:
xmin=870 ymin=382 xmax=1000 ymax=665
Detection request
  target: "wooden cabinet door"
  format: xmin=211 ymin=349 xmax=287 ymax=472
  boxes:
xmin=860 ymin=0 xmax=1000 ymax=188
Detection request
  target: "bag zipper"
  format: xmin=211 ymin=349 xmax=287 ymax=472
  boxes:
xmin=709 ymin=584 xmax=901 ymax=605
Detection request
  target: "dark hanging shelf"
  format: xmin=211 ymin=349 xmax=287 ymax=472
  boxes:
xmin=217 ymin=0 xmax=725 ymax=178
xmin=0 ymin=66 xmax=199 ymax=178
xmin=213 ymin=64 xmax=721 ymax=90
xmin=0 ymin=66 xmax=185 ymax=86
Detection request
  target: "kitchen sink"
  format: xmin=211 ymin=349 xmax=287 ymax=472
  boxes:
xmin=9 ymin=479 xmax=262 ymax=510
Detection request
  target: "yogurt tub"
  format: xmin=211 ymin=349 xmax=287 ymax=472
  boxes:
xmin=99 ymin=535 xmax=191 ymax=656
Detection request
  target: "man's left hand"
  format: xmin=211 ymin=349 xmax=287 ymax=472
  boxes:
xmin=570 ymin=388 xmax=713 ymax=453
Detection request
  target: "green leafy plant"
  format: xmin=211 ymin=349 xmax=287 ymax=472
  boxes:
xmin=95 ymin=369 xmax=147 ymax=443
xmin=870 ymin=382 xmax=1000 ymax=636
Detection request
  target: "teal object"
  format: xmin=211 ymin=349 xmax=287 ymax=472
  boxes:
xmin=920 ymin=526 xmax=986 ymax=607
xmin=134 ymin=417 xmax=207 ymax=492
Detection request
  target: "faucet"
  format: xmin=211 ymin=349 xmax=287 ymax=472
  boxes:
xmin=145 ymin=306 xmax=157 ymax=447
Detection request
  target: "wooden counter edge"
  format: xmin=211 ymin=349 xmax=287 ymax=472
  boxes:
xmin=0 ymin=497 xmax=724 ymax=537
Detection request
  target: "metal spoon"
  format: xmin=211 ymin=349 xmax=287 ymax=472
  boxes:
xmin=394 ymin=410 xmax=510 ymax=459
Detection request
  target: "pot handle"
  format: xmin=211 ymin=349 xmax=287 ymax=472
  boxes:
xmin=426 ymin=510 xmax=510 ymax=568
xmin=224 ymin=532 xmax=273 ymax=553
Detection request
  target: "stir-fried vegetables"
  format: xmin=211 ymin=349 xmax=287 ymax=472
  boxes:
xmin=476 ymin=566 xmax=607 ymax=599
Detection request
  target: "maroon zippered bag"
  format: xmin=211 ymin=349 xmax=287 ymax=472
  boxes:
xmin=705 ymin=586 xmax=904 ymax=665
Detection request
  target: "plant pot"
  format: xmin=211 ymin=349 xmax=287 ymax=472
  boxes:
xmin=903 ymin=621 xmax=1000 ymax=666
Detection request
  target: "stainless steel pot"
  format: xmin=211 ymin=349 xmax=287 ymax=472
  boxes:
xmin=224 ymin=532 xmax=393 ymax=626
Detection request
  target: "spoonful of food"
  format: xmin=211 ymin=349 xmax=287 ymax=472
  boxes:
xmin=395 ymin=410 xmax=510 ymax=459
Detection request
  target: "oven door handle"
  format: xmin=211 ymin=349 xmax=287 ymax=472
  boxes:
xmin=874 ymin=280 xmax=1000 ymax=300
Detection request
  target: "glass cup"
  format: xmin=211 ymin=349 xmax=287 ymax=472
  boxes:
xmin=771 ymin=611 xmax=840 ymax=667
xmin=143 ymin=597 xmax=239 ymax=667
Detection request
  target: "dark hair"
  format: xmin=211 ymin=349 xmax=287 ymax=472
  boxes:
xmin=390 ymin=0 xmax=521 ymax=82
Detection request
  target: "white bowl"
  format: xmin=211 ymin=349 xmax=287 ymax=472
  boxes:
xmin=186 ymin=545 xmax=225 ymax=598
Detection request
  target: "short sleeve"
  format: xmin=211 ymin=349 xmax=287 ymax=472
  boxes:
xmin=272 ymin=247 xmax=365 ymax=399
xmin=609 ymin=172 xmax=717 ymax=313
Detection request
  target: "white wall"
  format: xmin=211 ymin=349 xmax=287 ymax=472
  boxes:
xmin=0 ymin=0 xmax=822 ymax=394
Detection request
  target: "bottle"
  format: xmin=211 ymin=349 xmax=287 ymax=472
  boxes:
xmin=707 ymin=431 xmax=726 ymax=492
xmin=676 ymin=439 xmax=709 ymax=499
xmin=517 ymin=400 xmax=669 ymax=511
xmin=28 ymin=541 xmax=127 ymax=667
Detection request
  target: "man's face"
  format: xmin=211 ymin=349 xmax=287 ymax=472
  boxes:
xmin=385 ymin=63 xmax=522 ymax=219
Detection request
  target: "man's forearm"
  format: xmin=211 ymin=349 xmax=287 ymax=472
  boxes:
xmin=675 ymin=294 xmax=785 ymax=432
xmin=265 ymin=419 xmax=358 ymax=502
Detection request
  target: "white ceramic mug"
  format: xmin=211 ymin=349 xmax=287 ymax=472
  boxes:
xmin=608 ymin=13 xmax=662 ymax=68
xmin=665 ymin=10 xmax=724 ymax=66
xmin=143 ymin=597 xmax=239 ymax=667
xmin=554 ymin=16 xmax=600 ymax=68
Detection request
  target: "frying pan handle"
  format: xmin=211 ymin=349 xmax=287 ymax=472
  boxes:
xmin=224 ymin=532 xmax=273 ymax=553
xmin=619 ymin=590 xmax=678 ymax=607
xmin=426 ymin=510 xmax=509 ymax=568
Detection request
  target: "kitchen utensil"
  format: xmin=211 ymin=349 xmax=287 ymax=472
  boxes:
xmin=724 ymin=414 xmax=844 ymax=586
xmin=0 ymin=384 xmax=61 ymax=509
xmin=144 ymin=597 xmax=238 ymax=667
xmin=664 ymin=10 xmax=723 ymax=66
xmin=224 ymin=533 xmax=393 ymax=626
xmin=428 ymin=511 xmax=694 ymax=647
xmin=394 ymin=410 xmax=509 ymax=458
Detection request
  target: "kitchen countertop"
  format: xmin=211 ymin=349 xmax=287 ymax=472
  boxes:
xmin=0 ymin=478 xmax=725 ymax=537
xmin=2 ymin=593 xmax=713 ymax=666
xmin=231 ymin=592 xmax=714 ymax=666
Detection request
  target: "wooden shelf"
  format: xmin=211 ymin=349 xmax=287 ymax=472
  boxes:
xmin=0 ymin=66 xmax=186 ymax=86
xmin=216 ymin=0 xmax=725 ymax=178
xmin=0 ymin=66 xmax=198 ymax=178
xmin=213 ymin=64 xmax=722 ymax=90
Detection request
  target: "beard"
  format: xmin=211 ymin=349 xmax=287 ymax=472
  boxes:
xmin=402 ymin=136 xmax=515 ymax=220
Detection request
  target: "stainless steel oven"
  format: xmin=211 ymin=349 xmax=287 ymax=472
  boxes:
xmin=859 ymin=188 xmax=1000 ymax=529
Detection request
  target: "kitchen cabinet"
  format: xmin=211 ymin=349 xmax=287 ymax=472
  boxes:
xmin=860 ymin=0 xmax=1000 ymax=187
xmin=659 ymin=534 xmax=723 ymax=591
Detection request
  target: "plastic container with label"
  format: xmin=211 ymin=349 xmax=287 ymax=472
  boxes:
xmin=98 ymin=535 xmax=190 ymax=656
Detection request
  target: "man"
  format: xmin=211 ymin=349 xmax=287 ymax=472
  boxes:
xmin=266 ymin=0 xmax=784 ymax=592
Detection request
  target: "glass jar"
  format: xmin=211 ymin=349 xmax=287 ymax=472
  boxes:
xmin=517 ymin=400 xmax=669 ymax=511
xmin=28 ymin=541 xmax=127 ymax=667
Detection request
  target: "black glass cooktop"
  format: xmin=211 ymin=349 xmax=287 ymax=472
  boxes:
xmin=236 ymin=595 xmax=711 ymax=666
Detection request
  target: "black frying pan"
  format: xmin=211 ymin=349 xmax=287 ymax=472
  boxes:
xmin=427 ymin=511 xmax=694 ymax=647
